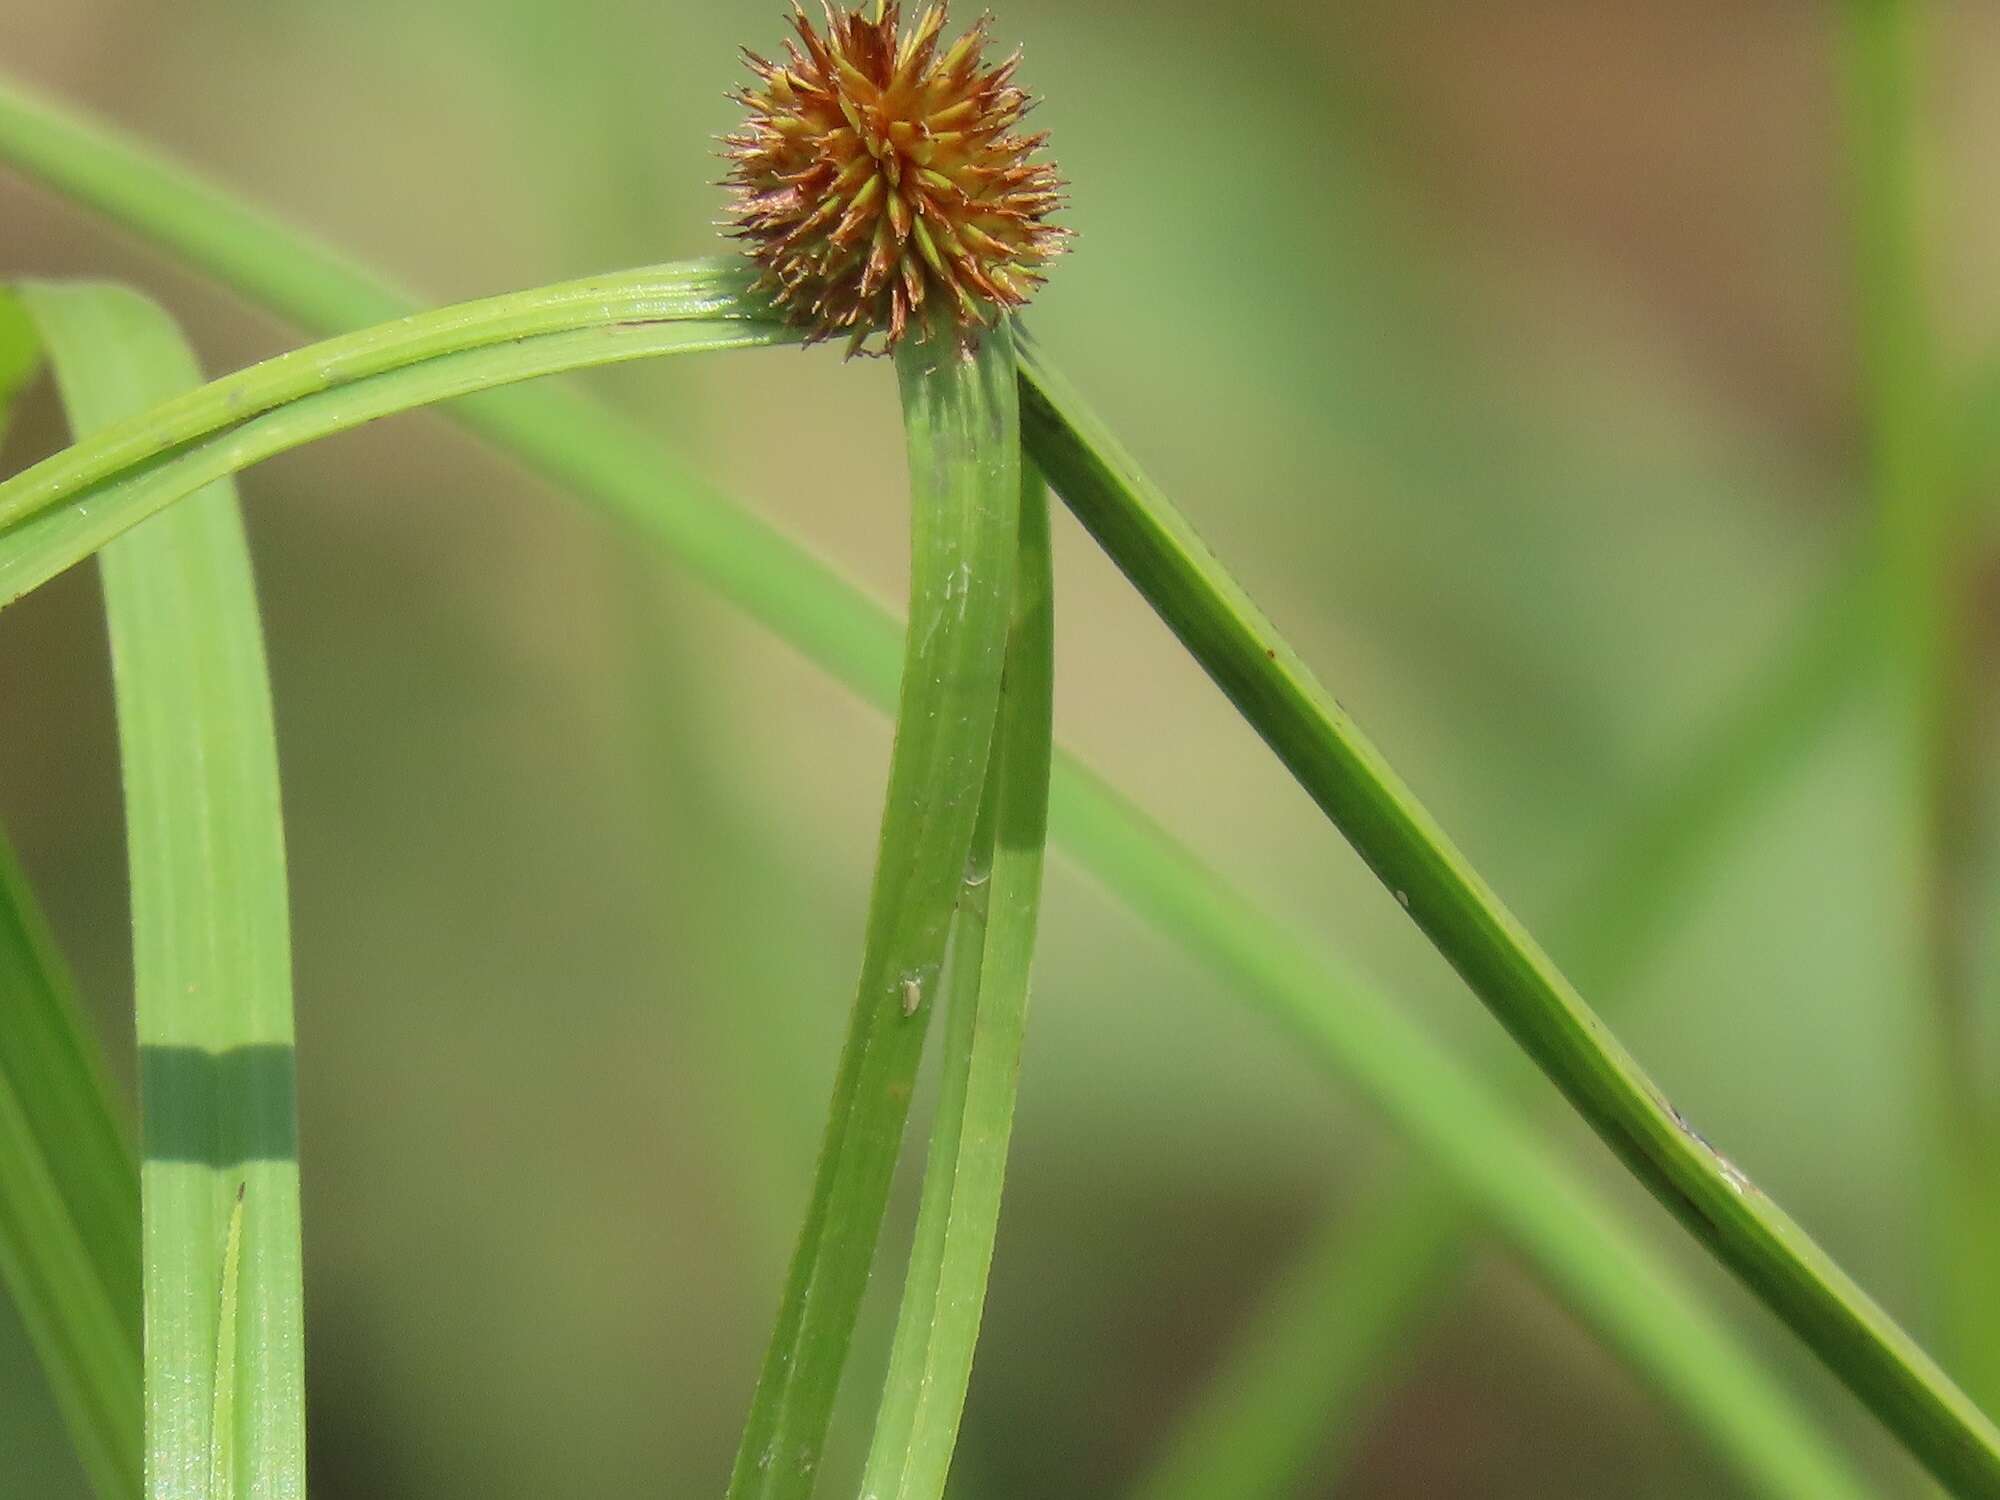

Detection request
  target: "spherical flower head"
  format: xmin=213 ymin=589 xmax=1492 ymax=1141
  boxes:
xmin=722 ymin=2 xmax=1069 ymax=356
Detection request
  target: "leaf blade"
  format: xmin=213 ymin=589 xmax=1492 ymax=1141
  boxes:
xmin=727 ymin=321 xmax=1022 ymax=1500
xmin=21 ymin=278 xmax=306 ymax=1500
xmin=860 ymin=461 xmax=1054 ymax=1500
xmin=0 ymin=289 xmax=143 ymax=1500
xmin=0 ymin=319 xmax=789 ymax=609
xmin=0 ymin=258 xmax=765 ymax=536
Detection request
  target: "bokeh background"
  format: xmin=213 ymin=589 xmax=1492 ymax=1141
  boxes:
xmin=2 ymin=2 xmax=1997 ymax=1496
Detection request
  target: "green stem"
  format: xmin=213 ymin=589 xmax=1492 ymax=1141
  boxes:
xmin=727 ymin=322 xmax=1021 ymax=1500
xmin=1016 ymin=332 xmax=2000 ymax=1496
xmin=860 ymin=463 xmax=1053 ymax=1500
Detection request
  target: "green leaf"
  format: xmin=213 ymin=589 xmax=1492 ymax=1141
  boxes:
xmin=1131 ymin=551 xmax=1874 ymax=1500
xmin=728 ymin=321 xmax=1022 ymax=1500
xmin=1015 ymin=330 xmax=2000 ymax=1495
xmin=0 ymin=318 xmax=789 ymax=608
xmin=0 ymin=98 xmax=1887 ymax=1496
xmin=0 ymin=255 xmax=142 ymax=1500
xmin=0 ymin=258 xmax=766 ymax=536
xmin=20 ymin=279 xmax=305 ymax=1499
xmin=0 ymin=821 xmax=142 ymax=1500
xmin=860 ymin=462 xmax=1054 ymax=1500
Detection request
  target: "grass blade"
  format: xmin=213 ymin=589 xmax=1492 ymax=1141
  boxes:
xmin=0 ymin=322 xmax=788 ymax=612
xmin=21 ymin=279 xmax=305 ymax=1498
xmin=0 ymin=285 xmax=143 ymax=1500
xmin=0 ymin=89 xmax=1881 ymax=1494
xmin=0 ymin=259 xmax=765 ymax=536
xmin=0 ymin=830 xmax=143 ymax=1500
xmin=0 ymin=319 xmax=787 ymax=609
xmin=1017 ymin=329 xmax=2000 ymax=1495
xmin=1131 ymin=551 xmax=1874 ymax=1500
xmin=859 ymin=462 xmax=1053 ymax=1500
xmin=728 ymin=322 xmax=1021 ymax=1500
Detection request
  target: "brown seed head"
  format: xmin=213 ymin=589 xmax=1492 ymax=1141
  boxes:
xmin=722 ymin=2 xmax=1069 ymax=355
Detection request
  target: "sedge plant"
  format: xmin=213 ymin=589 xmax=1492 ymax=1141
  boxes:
xmin=0 ymin=4 xmax=1995 ymax=1499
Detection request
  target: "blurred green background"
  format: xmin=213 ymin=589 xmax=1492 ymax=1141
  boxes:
xmin=1 ymin=2 xmax=1995 ymax=1495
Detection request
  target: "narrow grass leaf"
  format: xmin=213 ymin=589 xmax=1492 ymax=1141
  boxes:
xmin=0 ymin=823 xmax=143 ymax=1500
xmin=728 ymin=321 xmax=1021 ymax=1500
xmin=21 ymin=279 xmax=305 ymax=1499
xmin=0 ymin=94 xmax=1887 ymax=1494
xmin=1017 ymin=328 xmax=2000 ymax=1496
xmin=869 ymin=766 xmax=999 ymax=1496
xmin=860 ymin=462 xmax=1053 ymax=1500
xmin=0 ymin=283 xmax=143 ymax=1500
xmin=0 ymin=259 xmax=766 ymax=536
xmin=1133 ymin=550 xmax=1874 ymax=1500
xmin=0 ymin=319 xmax=790 ymax=609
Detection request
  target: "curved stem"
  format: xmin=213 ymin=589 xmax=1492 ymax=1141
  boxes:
xmin=0 ymin=320 xmax=789 ymax=607
xmin=727 ymin=322 xmax=1021 ymax=1500
xmin=0 ymin=258 xmax=766 ymax=534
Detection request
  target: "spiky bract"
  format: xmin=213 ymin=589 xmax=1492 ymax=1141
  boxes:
xmin=722 ymin=3 xmax=1068 ymax=355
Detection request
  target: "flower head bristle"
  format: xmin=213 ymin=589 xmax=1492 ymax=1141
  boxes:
xmin=722 ymin=2 xmax=1069 ymax=356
